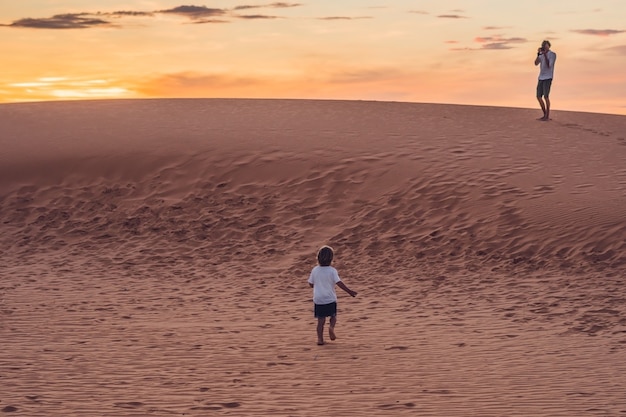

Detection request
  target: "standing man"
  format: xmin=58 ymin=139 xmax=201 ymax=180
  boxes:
xmin=535 ymin=40 xmax=556 ymax=121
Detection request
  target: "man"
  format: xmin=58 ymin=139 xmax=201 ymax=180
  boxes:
xmin=534 ymin=40 xmax=556 ymax=121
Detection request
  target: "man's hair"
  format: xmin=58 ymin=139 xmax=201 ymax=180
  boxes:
xmin=542 ymin=40 xmax=551 ymax=47
xmin=317 ymin=245 xmax=334 ymax=266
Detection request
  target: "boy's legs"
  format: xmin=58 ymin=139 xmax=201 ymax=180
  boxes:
xmin=316 ymin=317 xmax=326 ymax=345
xmin=329 ymin=315 xmax=337 ymax=340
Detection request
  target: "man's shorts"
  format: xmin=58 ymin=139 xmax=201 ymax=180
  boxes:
xmin=537 ymin=79 xmax=553 ymax=98
xmin=314 ymin=302 xmax=337 ymax=318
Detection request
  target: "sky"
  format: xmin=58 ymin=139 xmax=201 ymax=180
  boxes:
xmin=1 ymin=1 xmax=625 ymax=115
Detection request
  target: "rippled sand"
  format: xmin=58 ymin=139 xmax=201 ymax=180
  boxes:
xmin=1 ymin=99 xmax=625 ymax=416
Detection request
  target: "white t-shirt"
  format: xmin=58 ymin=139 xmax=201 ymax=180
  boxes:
xmin=538 ymin=50 xmax=556 ymax=80
xmin=308 ymin=265 xmax=341 ymax=305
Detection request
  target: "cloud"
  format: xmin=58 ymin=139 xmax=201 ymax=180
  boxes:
xmin=483 ymin=26 xmax=510 ymax=30
xmin=133 ymin=72 xmax=272 ymax=98
xmin=189 ymin=19 xmax=230 ymax=24
xmin=234 ymin=3 xmax=302 ymax=10
xmin=105 ymin=11 xmax=154 ymax=18
xmin=2 ymin=3 xmax=304 ymax=28
xmin=474 ymin=36 xmax=527 ymax=50
xmin=152 ymin=72 xmax=258 ymax=88
xmin=5 ymin=77 xmax=131 ymax=100
xmin=159 ymin=5 xmax=227 ymax=20
xmin=134 ymin=66 xmax=412 ymax=99
xmin=7 ymin=13 xmax=111 ymax=29
xmin=235 ymin=14 xmax=281 ymax=19
xmin=481 ymin=43 xmax=512 ymax=50
xmin=449 ymin=35 xmax=527 ymax=51
xmin=571 ymin=29 xmax=625 ymax=36
xmin=475 ymin=36 xmax=526 ymax=44
xmin=606 ymin=45 xmax=626 ymax=55
xmin=270 ymin=2 xmax=302 ymax=7
xmin=438 ymin=14 xmax=468 ymax=19
xmin=316 ymin=16 xmax=373 ymax=21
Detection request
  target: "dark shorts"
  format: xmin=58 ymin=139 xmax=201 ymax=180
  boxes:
xmin=314 ymin=302 xmax=337 ymax=318
xmin=537 ymin=79 xmax=553 ymax=98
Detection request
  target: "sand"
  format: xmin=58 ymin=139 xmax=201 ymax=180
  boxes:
xmin=1 ymin=98 xmax=625 ymax=416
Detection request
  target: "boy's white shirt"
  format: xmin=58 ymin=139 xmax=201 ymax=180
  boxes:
xmin=308 ymin=265 xmax=341 ymax=304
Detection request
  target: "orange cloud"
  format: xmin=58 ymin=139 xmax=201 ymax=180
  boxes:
xmin=438 ymin=14 xmax=468 ymax=19
xmin=572 ymin=29 xmax=625 ymax=36
xmin=158 ymin=5 xmax=226 ymax=20
xmin=6 ymin=13 xmax=111 ymax=29
xmin=234 ymin=3 xmax=302 ymax=10
xmin=606 ymin=45 xmax=626 ymax=55
xmin=473 ymin=35 xmax=527 ymax=50
xmin=1 ymin=3 xmax=305 ymax=29
xmin=2 ymin=77 xmax=131 ymax=102
xmin=316 ymin=16 xmax=373 ymax=21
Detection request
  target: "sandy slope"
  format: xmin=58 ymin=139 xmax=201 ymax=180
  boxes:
xmin=1 ymin=99 xmax=625 ymax=416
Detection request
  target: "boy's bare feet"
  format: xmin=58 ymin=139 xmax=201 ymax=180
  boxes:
xmin=317 ymin=340 xmax=325 ymax=346
xmin=329 ymin=326 xmax=336 ymax=341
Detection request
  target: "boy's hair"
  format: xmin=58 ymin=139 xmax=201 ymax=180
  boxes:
xmin=317 ymin=245 xmax=334 ymax=266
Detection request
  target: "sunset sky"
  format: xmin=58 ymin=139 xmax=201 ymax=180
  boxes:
xmin=1 ymin=1 xmax=625 ymax=115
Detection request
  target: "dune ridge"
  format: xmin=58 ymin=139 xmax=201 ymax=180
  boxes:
xmin=1 ymin=99 xmax=626 ymax=416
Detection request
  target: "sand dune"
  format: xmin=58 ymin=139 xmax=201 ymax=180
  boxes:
xmin=1 ymin=99 xmax=625 ymax=416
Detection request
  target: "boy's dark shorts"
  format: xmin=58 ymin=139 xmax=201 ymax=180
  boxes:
xmin=536 ymin=79 xmax=553 ymax=98
xmin=314 ymin=302 xmax=337 ymax=318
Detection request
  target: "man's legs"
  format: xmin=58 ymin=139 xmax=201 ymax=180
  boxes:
xmin=537 ymin=96 xmax=547 ymax=119
xmin=537 ymin=79 xmax=552 ymax=120
xmin=536 ymin=79 xmax=545 ymax=119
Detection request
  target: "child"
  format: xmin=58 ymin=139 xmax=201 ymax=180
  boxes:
xmin=307 ymin=245 xmax=357 ymax=345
